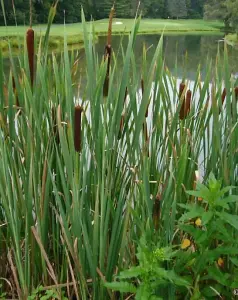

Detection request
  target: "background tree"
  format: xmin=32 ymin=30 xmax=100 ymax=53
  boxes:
xmin=168 ymin=0 xmax=188 ymax=19
xmin=204 ymin=0 xmax=231 ymax=28
xmin=225 ymin=0 xmax=238 ymax=33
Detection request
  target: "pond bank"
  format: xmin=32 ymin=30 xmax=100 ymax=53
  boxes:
xmin=0 ymin=18 xmax=224 ymax=52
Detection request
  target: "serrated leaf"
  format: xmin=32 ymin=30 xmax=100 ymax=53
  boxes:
xmin=118 ymin=266 xmax=144 ymax=279
xmin=105 ymin=281 xmax=136 ymax=293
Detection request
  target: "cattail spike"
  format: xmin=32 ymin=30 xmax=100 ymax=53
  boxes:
xmin=179 ymin=82 xmax=186 ymax=120
xmin=153 ymin=193 xmax=161 ymax=231
xmin=185 ymin=90 xmax=192 ymax=117
xmin=26 ymin=28 xmax=35 ymax=87
xmin=74 ymin=106 xmax=83 ymax=152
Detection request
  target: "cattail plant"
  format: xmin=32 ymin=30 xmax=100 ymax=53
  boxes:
xmin=103 ymin=6 xmax=115 ymax=97
xmin=26 ymin=0 xmax=34 ymax=87
xmin=74 ymin=105 xmax=83 ymax=152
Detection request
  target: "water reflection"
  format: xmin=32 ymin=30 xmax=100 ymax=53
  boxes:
xmin=94 ymin=34 xmax=238 ymax=80
xmin=2 ymin=34 xmax=238 ymax=81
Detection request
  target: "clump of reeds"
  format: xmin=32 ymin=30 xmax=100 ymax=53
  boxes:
xmin=26 ymin=0 xmax=34 ymax=87
xmin=74 ymin=105 xmax=83 ymax=152
xmin=103 ymin=6 xmax=115 ymax=97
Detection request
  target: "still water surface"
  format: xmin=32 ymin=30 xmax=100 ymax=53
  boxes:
xmin=2 ymin=34 xmax=238 ymax=80
xmin=95 ymin=34 xmax=238 ymax=80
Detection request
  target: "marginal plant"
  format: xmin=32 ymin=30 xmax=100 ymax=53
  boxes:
xmin=105 ymin=235 xmax=190 ymax=299
xmin=175 ymin=173 xmax=238 ymax=299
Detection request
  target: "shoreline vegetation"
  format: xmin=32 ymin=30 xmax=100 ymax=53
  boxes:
xmin=0 ymin=18 xmax=224 ymax=52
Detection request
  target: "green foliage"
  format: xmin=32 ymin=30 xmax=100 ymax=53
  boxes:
xmin=0 ymin=0 xmax=210 ymax=24
xmin=28 ymin=286 xmax=68 ymax=300
xmin=105 ymin=236 xmax=190 ymax=299
xmin=168 ymin=0 xmax=188 ymax=18
xmin=176 ymin=173 xmax=238 ymax=298
xmin=0 ymin=284 xmax=7 ymax=300
xmin=204 ymin=0 xmax=238 ymax=31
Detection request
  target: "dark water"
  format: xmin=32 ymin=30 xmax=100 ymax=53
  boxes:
xmin=2 ymin=34 xmax=238 ymax=80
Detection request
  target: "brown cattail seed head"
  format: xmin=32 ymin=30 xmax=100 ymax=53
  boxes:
xmin=26 ymin=28 xmax=35 ymax=87
xmin=185 ymin=90 xmax=192 ymax=117
xmin=179 ymin=83 xmax=186 ymax=120
xmin=74 ymin=106 xmax=83 ymax=152
xmin=153 ymin=193 xmax=161 ymax=230
xmin=103 ymin=44 xmax=112 ymax=97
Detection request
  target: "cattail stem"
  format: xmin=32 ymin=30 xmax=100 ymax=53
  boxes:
xmin=107 ymin=6 xmax=115 ymax=46
xmin=26 ymin=28 xmax=35 ymax=87
xmin=74 ymin=106 xmax=83 ymax=152
xmin=29 ymin=0 xmax=33 ymax=28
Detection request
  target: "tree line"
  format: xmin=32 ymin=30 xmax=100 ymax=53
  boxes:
xmin=0 ymin=0 xmax=204 ymax=25
xmin=0 ymin=0 xmax=237 ymax=32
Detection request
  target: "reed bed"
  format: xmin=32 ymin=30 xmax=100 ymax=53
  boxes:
xmin=0 ymin=4 xmax=238 ymax=300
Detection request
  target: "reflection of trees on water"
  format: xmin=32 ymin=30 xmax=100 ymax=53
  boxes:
xmin=3 ymin=34 xmax=238 ymax=82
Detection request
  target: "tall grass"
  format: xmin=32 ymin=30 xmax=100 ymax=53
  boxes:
xmin=0 ymin=3 xmax=238 ymax=300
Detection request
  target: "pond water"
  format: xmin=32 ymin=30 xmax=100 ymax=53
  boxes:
xmin=2 ymin=34 xmax=238 ymax=80
xmin=96 ymin=34 xmax=238 ymax=79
